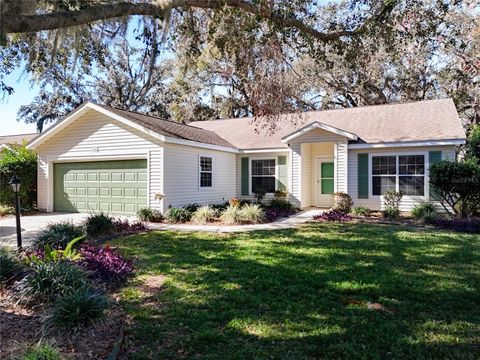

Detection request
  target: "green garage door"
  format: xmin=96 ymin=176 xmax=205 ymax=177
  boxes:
xmin=54 ymin=160 xmax=148 ymax=215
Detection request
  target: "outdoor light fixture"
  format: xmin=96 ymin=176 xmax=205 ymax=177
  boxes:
xmin=9 ymin=175 xmax=22 ymax=249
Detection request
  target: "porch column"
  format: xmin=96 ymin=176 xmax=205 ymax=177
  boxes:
xmin=289 ymin=142 xmax=302 ymax=208
xmin=334 ymin=141 xmax=349 ymax=193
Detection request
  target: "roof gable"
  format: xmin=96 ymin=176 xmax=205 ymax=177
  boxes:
xmin=27 ymin=103 xmax=235 ymax=151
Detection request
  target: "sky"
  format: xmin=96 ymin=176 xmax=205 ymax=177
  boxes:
xmin=0 ymin=68 xmax=39 ymax=136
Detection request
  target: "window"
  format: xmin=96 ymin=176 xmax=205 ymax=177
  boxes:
xmin=399 ymin=155 xmax=424 ymax=195
xmin=251 ymin=159 xmax=276 ymax=193
xmin=371 ymin=154 xmax=425 ymax=196
xmin=372 ymin=156 xmax=396 ymax=195
xmin=200 ymin=156 xmax=212 ymax=187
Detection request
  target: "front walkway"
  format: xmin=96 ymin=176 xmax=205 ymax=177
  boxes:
xmin=149 ymin=208 xmax=323 ymax=233
xmin=0 ymin=209 xmax=325 ymax=247
xmin=0 ymin=212 xmax=91 ymax=247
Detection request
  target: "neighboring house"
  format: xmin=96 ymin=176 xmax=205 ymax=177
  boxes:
xmin=26 ymin=99 xmax=466 ymax=215
xmin=0 ymin=133 xmax=37 ymax=155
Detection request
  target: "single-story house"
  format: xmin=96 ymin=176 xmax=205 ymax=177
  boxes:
xmin=27 ymin=99 xmax=466 ymax=215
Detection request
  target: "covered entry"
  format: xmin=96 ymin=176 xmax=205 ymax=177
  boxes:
xmin=54 ymin=159 xmax=147 ymax=215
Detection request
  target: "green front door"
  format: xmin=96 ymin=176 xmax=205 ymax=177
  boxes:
xmin=54 ymin=160 xmax=148 ymax=215
xmin=321 ymin=162 xmax=334 ymax=194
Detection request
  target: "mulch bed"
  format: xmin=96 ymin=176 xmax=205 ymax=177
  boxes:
xmin=0 ymin=289 xmax=126 ymax=359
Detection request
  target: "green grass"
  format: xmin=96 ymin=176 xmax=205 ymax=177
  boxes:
xmin=112 ymin=223 xmax=480 ymax=359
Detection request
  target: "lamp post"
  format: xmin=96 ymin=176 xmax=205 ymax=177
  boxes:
xmin=9 ymin=175 xmax=22 ymax=250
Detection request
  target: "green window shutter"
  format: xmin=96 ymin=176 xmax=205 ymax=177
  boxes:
xmin=357 ymin=153 xmax=369 ymax=199
xmin=429 ymin=151 xmax=442 ymax=200
xmin=277 ymin=155 xmax=287 ymax=191
xmin=241 ymin=157 xmax=249 ymax=196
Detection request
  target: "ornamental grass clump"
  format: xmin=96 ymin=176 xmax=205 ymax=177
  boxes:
xmin=220 ymin=205 xmax=242 ymax=224
xmin=136 ymin=207 xmax=163 ymax=222
xmin=44 ymin=285 xmax=109 ymax=332
xmin=78 ymin=244 xmax=133 ymax=284
xmin=192 ymin=205 xmax=217 ymax=224
xmin=20 ymin=344 xmax=62 ymax=360
xmin=33 ymin=222 xmax=84 ymax=249
xmin=313 ymin=209 xmax=352 ymax=222
xmin=0 ymin=246 xmax=21 ymax=283
xmin=350 ymin=206 xmax=371 ymax=216
xmin=165 ymin=207 xmax=192 ymax=223
xmin=239 ymin=204 xmax=265 ymax=223
xmin=18 ymin=261 xmax=89 ymax=304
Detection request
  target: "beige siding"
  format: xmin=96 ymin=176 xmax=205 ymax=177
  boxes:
xmin=163 ymin=143 xmax=236 ymax=208
xmin=36 ymin=109 xmax=164 ymax=212
xmin=235 ymin=151 xmax=291 ymax=202
xmin=148 ymin=149 xmax=164 ymax=211
xmin=347 ymin=145 xmax=456 ymax=211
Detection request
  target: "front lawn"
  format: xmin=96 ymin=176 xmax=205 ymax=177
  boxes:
xmin=113 ymin=223 xmax=480 ymax=359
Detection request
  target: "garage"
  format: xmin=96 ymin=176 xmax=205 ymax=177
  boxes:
xmin=53 ymin=160 xmax=148 ymax=215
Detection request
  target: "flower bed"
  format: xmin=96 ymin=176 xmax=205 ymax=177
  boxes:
xmin=0 ymin=213 xmax=147 ymax=358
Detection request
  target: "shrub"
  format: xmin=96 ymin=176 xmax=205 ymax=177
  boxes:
xmin=33 ymin=222 xmax=84 ymax=250
xmin=383 ymin=190 xmax=403 ymax=219
xmin=112 ymin=218 xmax=149 ymax=233
xmin=136 ymin=207 xmax=163 ymax=222
xmin=229 ymin=197 xmax=240 ymax=207
xmin=45 ymin=285 xmax=108 ymax=332
xmin=274 ymin=190 xmax=288 ymax=198
xmin=269 ymin=198 xmax=293 ymax=210
xmin=20 ymin=344 xmax=62 ymax=360
xmin=350 ymin=206 xmax=370 ymax=216
xmin=0 ymin=144 xmax=37 ymax=209
xmin=85 ymin=212 xmax=115 ymax=237
xmin=240 ymin=204 xmax=265 ymax=223
xmin=435 ymin=218 xmax=480 ymax=233
xmin=78 ymin=244 xmax=133 ymax=284
xmin=465 ymin=124 xmax=480 ymax=161
xmin=165 ymin=207 xmax=192 ymax=223
xmin=333 ymin=192 xmax=353 ymax=213
xmin=382 ymin=207 xmax=400 ymax=219
xmin=220 ymin=205 xmax=242 ymax=224
xmin=0 ymin=247 xmax=20 ymax=283
xmin=0 ymin=204 xmax=14 ymax=216
xmin=192 ymin=205 xmax=217 ymax=224
xmin=19 ymin=261 xmax=88 ymax=303
xmin=313 ymin=210 xmax=352 ymax=222
xmin=254 ymin=189 xmax=266 ymax=203
xmin=412 ymin=202 xmax=438 ymax=224
xmin=183 ymin=203 xmax=200 ymax=213
xmin=429 ymin=160 xmax=480 ymax=218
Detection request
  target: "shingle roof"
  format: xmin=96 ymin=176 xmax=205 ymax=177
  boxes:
xmin=96 ymin=104 xmax=235 ymax=148
xmin=190 ymin=99 xmax=466 ymax=149
xmin=0 ymin=133 xmax=37 ymax=146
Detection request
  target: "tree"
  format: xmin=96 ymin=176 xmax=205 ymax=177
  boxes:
xmin=429 ymin=160 xmax=480 ymax=218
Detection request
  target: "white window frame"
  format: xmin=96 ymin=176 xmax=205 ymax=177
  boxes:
xmin=199 ymin=155 xmax=213 ymax=189
xmin=250 ymin=157 xmax=277 ymax=195
xmin=369 ymin=151 xmax=428 ymax=198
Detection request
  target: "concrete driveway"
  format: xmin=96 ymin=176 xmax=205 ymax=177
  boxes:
xmin=0 ymin=212 xmax=91 ymax=247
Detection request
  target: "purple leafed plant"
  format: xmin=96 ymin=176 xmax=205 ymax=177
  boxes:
xmin=264 ymin=208 xmax=296 ymax=222
xmin=78 ymin=244 xmax=133 ymax=284
xmin=112 ymin=219 xmax=149 ymax=234
xmin=313 ymin=209 xmax=352 ymax=222
xmin=435 ymin=218 xmax=480 ymax=233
